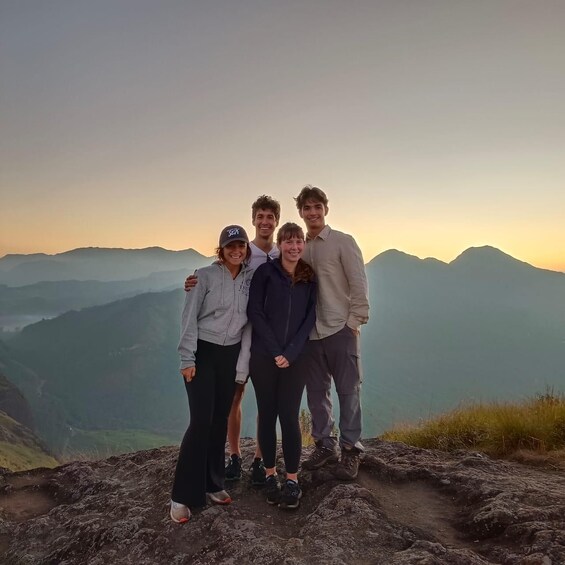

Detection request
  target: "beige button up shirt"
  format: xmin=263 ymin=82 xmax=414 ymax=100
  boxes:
xmin=303 ymin=225 xmax=369 ymax=340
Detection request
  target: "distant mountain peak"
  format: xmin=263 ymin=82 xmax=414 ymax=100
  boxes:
xmin=0 ymin=253 xmax=48 ymax=261
xmin=60 ymin=247 xmax=204 ymax=256
xmin=374 ymin=248 xmax=431 ymax=263
xmin=455 ymin=245 xmax=514 ymax=259
xmin=448 ymin=246 xmax=545 ymax=276
xmin=368 ymin=249 xmax=448 ymax=269
xmin=375 ymin=248 xmax=415 ymax=260
xmin=452 ymin=246 xmax=528 ymax=266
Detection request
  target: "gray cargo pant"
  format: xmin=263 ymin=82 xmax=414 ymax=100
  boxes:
xmin=304 ymin=324 xmax=364 ymax=451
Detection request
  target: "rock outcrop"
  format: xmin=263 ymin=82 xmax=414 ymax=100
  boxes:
xmin=1 ymin=439 xmax=564 ymax=564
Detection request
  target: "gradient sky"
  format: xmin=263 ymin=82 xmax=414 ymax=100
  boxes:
xmin=1 ymin=0 xmax=564 ymax=271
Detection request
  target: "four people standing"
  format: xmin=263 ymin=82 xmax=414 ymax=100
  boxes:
xmin=171 ymin=185 xmax=370 ymax=522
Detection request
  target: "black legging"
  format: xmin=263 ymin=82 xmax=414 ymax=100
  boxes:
xmin=250 ymin=350 xmax=308 ymax=474
xmin=172 ymin=339 xmax=239 ymax=508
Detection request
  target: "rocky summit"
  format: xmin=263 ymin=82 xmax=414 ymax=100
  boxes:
xmin=0 ymin=439 xmax=564 ymax=564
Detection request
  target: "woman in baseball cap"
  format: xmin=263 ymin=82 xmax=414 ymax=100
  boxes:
xmin=170 ymin=225 xmax=253 ymax=523
xmin=218 ymin=224 xmax=250 ymax=249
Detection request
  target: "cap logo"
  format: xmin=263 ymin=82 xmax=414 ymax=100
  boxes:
xmin=227 ymin=227 xmax=240 ymax=237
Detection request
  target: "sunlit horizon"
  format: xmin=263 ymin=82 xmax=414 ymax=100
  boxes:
xmin=2 ymin=238 xmax=563 ymax=274
xmin=2 ymin=2 xmax=564 ymax=275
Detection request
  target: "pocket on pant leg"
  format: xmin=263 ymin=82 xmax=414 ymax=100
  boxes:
xmin=328 ymin=332 xmax=362 ymax=393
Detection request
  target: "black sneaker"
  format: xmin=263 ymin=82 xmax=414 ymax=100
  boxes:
xmin=279 ymin=479 xmax=302 ymax=510
xmin=250 ymin=458 xmax=267 ymax=486
xmin=265 ymin=475 xmax=281 ymax=505
xmin=225 ymin=454 xmax=242 ymax=481
xmin=302 ymin=446 xmax=339 ymax=470
xmin=332 ymin=448 xmax=360 ymax=480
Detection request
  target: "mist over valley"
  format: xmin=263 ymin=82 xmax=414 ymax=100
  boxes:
xmin=0 ymin=245 xmax=563 ymax=464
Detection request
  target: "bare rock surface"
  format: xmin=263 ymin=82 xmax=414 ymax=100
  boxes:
xmin=0 ymin=438 xmax=564 ymax=564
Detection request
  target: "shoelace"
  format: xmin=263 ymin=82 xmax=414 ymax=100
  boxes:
xmin=283 ymin=481 xmax=300 ymax=496
xmin=342 ymin=453 xmax=358 ymax=468
xmin=313 ymin=448 xmax=332 ymax=461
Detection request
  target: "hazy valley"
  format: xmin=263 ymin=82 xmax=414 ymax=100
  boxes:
xmin=0 ymin=245 xmax=563 ymax=468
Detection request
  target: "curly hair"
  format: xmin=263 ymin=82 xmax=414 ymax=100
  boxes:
xmin=252 ymin=195 xmax=281 ymax=221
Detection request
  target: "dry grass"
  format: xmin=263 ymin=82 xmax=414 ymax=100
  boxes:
xmin=299 ymin=409 xmax=315 ymax=447
xmin=299 ymin=408 xmax=339 ymax=447
xmin=381 ymin=390 xmax=565 ymax=467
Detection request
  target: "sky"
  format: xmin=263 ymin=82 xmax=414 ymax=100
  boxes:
xmin=1 ymin=0 xmax=564 ymax=271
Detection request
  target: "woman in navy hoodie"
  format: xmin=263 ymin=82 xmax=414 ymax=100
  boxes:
xmin=247 ymin=222 xmax=317 ymax=510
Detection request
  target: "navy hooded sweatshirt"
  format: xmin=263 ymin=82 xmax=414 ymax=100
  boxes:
xmin=247 ymin=258 xmax=317 ymax=365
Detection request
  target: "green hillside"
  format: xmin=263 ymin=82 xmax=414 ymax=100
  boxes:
xmin=0 ymin=372 xmax=58 ymax=470
xmin=0 ymin=411 xmax=58 ymax=471
xmin=2 ymin=290 xmax=187 ymax=456
xmin=63 ymin=428 xmax=177 ymax=460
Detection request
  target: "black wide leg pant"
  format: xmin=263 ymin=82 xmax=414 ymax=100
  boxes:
xmin=171 ymin=339 xmax=239 ymax=508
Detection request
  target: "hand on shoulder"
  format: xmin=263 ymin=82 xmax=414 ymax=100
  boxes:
xmin=184 ymin=274 xmax=198 ymax=292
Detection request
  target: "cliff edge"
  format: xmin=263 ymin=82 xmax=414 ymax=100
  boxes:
xmin=1 ymin=439 xmax=564 ymax=564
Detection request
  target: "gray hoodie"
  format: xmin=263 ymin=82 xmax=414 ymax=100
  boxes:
xmin=178 ymin=261 xmax=254 ymax=370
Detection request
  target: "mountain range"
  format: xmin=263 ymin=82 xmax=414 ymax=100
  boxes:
xmin=0 ymin=246 xmax=212 ymax=286
xmin=0 ymin=245 xmax=563 ymax=463
xmin=0 ymin=247 xmax=212 ymax=331
xmin=361 ymin=246 xmax=565 ymax=432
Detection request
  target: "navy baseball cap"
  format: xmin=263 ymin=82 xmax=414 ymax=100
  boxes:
xmin=219 ymin=225 xmax=249 ymax=248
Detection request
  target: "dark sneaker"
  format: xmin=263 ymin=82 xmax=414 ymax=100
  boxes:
xmin=250 ymin=458 xmax=267 ymax=486
xmin=279 ymin=480 xmax=302 ymax=510
xmin=332 ymin=448 xmax=360 ymax=480
xmin=265 ymin=475 xmax=281 ymax=505
xmin=302 ymin=446 xmax=339 ymax=470
xmin=225 ymin=454 xmax=242 ymax=481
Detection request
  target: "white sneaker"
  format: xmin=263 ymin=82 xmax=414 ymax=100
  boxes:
xmin=207 ymin=490 xmax=232 ymax=505
xmin=170 ymin=500 xmax=191 ymax=523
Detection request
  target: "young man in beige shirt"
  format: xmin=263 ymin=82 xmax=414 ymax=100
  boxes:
xmin=295 ymin=185 xmax=369 ymax=479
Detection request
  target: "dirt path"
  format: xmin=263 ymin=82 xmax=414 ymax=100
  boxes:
xmin=0 ymin=470 xmax=56 ymax=523
xmin=356 ymin=469 xmax=477 ymax=550
xmin=193 ymin=460 xmax=483 ymax=556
